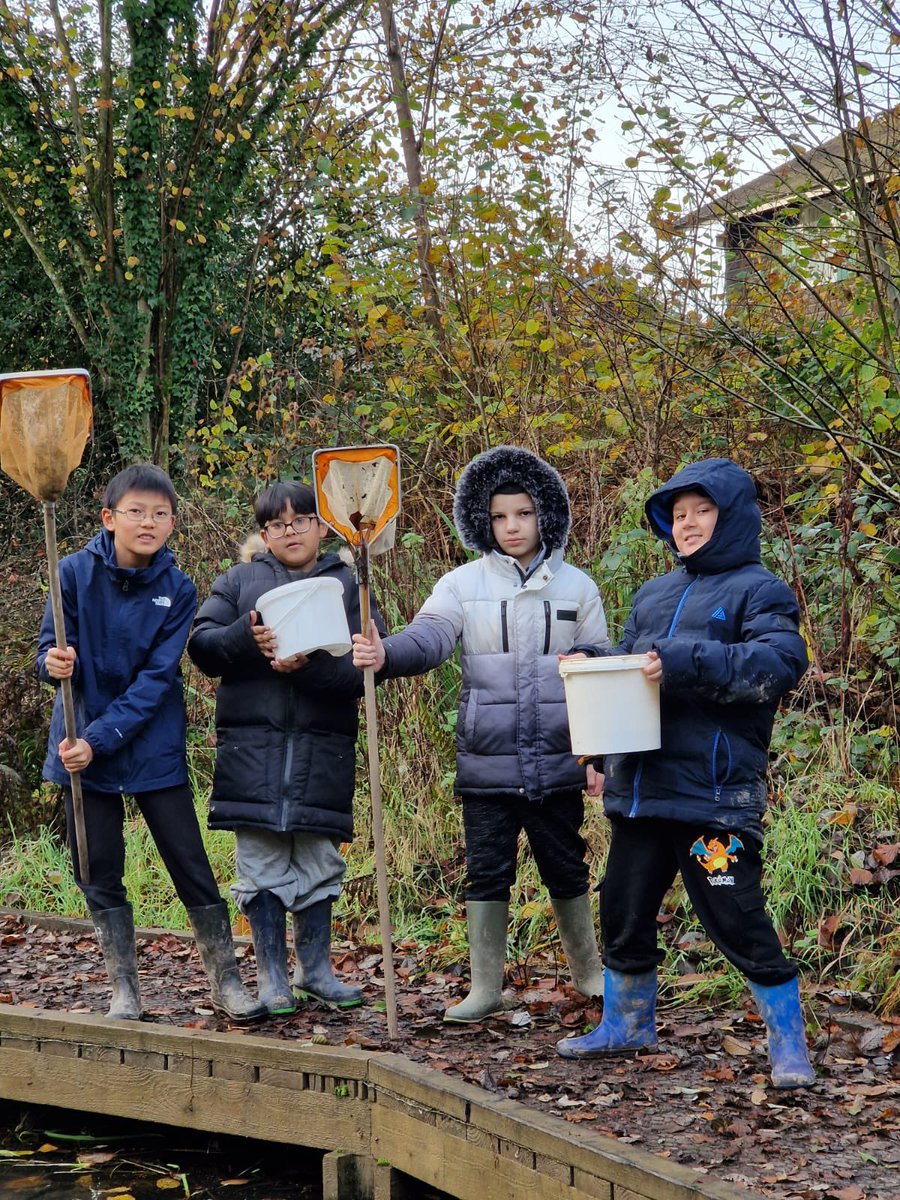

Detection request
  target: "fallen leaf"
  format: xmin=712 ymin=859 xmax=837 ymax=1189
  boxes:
xmin=827 ymin=1187 xmax=865 ymax=1200
xmin=721 ymin=1035 xmax=752 ymax=1056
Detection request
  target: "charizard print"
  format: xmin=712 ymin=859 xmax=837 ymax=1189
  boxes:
xmin=689 ymin=834 xmax=744 ymax=874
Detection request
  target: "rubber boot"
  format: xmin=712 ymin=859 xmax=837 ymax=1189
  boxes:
xmin=92 ymin=905 xmax=142 ymax=1020
xmin=556 ymin=967 xmax=658 ymax=1058
xmin=291 ymin=899 xmax=363 ymax=1008
xmin=748 ymin=977 xmax=816 ymax=1088
xmin=187 ymin=902 xmax=268 ymax=1023
xmin=444 ymin=901 xmax=509 ymax=1023
xmin=243 ymin=892 xmax=296 ymax=1016
xmin=551 ymin=894 xmax=605 ymax=998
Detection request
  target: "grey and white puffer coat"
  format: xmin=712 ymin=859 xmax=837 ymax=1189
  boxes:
xmin=379 ymin=447 xmax=610 ymax=800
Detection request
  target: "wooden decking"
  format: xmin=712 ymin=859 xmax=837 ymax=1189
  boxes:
xmin=0 ymin=1002 xmax=759 ymax=1200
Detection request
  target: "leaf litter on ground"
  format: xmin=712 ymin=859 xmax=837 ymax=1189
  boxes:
xmin=0 ymin=911 xmax=898 ymax=1200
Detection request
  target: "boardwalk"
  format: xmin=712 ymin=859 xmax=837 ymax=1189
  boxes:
xmin=0 ymin=1002 xmax=757 ymax=1200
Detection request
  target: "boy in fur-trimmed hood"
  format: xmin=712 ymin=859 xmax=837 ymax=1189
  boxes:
xmin=353 ymin=446 xmax=610 ymax=1022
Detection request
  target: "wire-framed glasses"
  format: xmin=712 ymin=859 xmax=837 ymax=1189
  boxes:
xmin=264 ymin=515 xmax=316 ymax=537
xmin=113 ymin=507 xmax=174 ymax=524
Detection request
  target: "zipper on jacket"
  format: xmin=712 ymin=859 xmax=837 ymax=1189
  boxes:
xmin=280 ymin=736 xmax=294 ymax=831
xmin=711 ymin=729 xmax=733 ymax=802
xmin=500 ymin=600 xmax=509 ymax=652
xmin=666 ymin=578 xmax=696 ymax=636
xmin=628 ymin=762 xmax=644 ymax=818
xmin=543 ymin=600 xmax=551 ymax=655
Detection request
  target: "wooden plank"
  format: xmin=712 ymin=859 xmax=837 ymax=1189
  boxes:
xmin=468 ymin=1095 xmax=754 ymax=1200
xmin=0 ymin=1003 xmax=372 ymax=1080
xmin=368 ymin=1054 xmax=473 ymax=1122
xmin=0 ymin=1041 xmax=371 ymax=1152
xmin=372 ymin=1103 xmax=610 ymax=1200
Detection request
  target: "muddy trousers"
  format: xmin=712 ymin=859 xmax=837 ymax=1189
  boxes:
xmin=600 ymin=816 xmax=796 ymax=986
xmin=64 ymin=785 xmax=222 ymax=914
xmin=462 ymin=791 xmax=590 ymax=901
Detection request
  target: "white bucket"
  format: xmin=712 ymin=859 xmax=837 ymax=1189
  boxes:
xmin=255 ymin=578 xmax=352 ymax=658
xmin=558 ymin=654 xmax=661 ymax=755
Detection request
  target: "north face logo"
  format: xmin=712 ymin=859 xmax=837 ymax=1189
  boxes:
xmin=152 ymin=595 xmax=173 ymax=608
xmin=710 ymin=606 xmax=727 ymax=621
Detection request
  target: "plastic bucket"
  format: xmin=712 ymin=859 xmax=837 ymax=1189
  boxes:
xmin=255 ymin=577 xmax=352 ymax=658
xmin=558 ymin=654 xmax=661 ymax=755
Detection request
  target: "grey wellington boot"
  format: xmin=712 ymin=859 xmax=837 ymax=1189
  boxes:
xmin=243 ymin=891 xmax=297 ymax=1016
xmin=92 ymin=905 xmax=142 ymax=1020
xmin=188 ymin=902 xmax=268 ymax=1023
xmin=443 ymin=901 xmax=510 ymax=1023
xmin=551 ymin=893 xmax=605 ymax=998
xmin=291 ymin=900 xmax=363 ymax=1007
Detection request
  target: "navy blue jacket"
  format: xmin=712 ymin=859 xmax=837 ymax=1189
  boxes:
xmin=579 ymin=459 xmax=808 ymax=834
xmin=37 ymin=530 xmax=196 ymax=794
xmin=187 ymin=551 xmax=377 ymax=840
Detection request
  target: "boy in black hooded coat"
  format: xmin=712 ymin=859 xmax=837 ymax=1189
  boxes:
xmin=556 ymin=458 xmax=816 ymax=1090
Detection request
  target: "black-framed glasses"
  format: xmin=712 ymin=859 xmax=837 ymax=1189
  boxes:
xmin=264 ymin=515 xmax=316 ymax=537
xmin=113 ymin=507 xmax=174 ymax=524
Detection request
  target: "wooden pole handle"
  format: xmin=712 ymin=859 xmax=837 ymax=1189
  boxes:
xmin=43 ymin=502 xmax=91 ymax=885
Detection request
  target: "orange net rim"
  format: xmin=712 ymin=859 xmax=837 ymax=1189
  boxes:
xmin=0 ymin=368 xmax=92 ymax=402
xmin=312 ymin=444 xmax=401 ymax=545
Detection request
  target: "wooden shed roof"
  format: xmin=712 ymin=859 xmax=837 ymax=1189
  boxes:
xmin=682 ymin=105 xmax=900 ymax=227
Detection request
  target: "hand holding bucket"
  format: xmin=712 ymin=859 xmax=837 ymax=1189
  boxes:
xmin=559 ymin=653 xmax=662 ymax=756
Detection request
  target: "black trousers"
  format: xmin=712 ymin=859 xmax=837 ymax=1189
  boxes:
xmin=601 ymin=816 xmax=796 ymax=986
xmin=64 ymin=784 xmax=222 ymax=914
xmin=462 ymin=791 xmax=591 ymax=902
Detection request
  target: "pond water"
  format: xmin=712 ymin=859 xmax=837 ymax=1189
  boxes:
xmin=0 ymin=1101 xmax=323 ymax=1199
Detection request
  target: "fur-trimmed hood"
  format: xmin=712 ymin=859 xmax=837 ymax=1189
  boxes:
xmin=453 ymin=446 xmax=571 ymax=553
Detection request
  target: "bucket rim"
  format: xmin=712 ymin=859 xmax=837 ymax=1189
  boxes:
xmin=558 ymin=653 xmax=651 ymax=675
xmin=256 ymin=577 xmax=343 ymax=608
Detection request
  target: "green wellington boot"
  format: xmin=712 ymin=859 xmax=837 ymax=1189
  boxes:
xmin=551 ymin=893 xmax=605 ymax=998
xmin=444 ymin=901 xmax=510 ymax=1023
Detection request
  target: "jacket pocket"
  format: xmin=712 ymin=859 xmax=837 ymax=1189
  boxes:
xmin=290 ymin=730 xmax=356 ymax=812
xmin=711 ymin=730 xmax=734 ymax=801
xmin=213 ymin=727 xmax=281 ymax=803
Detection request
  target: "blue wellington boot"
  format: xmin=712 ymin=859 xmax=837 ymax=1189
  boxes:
xmin=245 ymin=891 xmax=297 ymax=1015
xmin=556 ymin=968 xmax=657 ymax=1058
xmin=748 ymin=977 xmax=816 ymax=1088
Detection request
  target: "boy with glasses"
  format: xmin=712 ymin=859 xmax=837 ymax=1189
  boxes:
xmin=188 ymin=481 xmax=380 ymax=1016
xmin=37 ymin=463 xmax=264 ymax=1025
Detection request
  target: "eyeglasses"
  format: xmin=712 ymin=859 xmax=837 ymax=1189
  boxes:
xmin=113 ymin=507 xmax=174 ymax=524
xmin=264 ymin=515 xmax=316 ymax=537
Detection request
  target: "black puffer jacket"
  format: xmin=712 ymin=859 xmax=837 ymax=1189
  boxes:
xmin=188 ymin=551 xmax=371 ymax=839
xmin=578 ymin=459 xmax=808 ymax=835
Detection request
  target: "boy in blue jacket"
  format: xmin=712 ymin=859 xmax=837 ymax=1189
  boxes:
xmin=556 ymin=458 xmax=816 ymax=1089
xmin=37 ymin=463 xmax=264 ymax=1025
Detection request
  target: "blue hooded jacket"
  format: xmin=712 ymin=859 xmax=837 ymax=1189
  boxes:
xmin=36 ymin=529 xmax=197 ymax=794
xmin=582 ymin=458 xmax=808 ymax=834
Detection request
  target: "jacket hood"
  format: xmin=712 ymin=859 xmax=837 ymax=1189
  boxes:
xmin=453 ymin=446 xmax=571 ymax=554
xmin=645 ymin=458 xmax=761 ymax=573
xmin=86 ymin=528 xmax=176 ymax=584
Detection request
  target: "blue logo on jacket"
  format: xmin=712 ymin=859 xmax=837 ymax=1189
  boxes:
xmin=710 ymin=606 xmax=726 ymax=621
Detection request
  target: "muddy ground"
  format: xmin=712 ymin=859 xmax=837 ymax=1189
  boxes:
xmin=1 ymin=910 xmax=898 ymax=1200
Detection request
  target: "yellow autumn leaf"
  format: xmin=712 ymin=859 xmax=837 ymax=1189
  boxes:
xmin=134 ymin=97 xmax=145 ymax=109
xmin=156 ymin=1180 xmax=181 ymax=1190
xmin=539 ymin=337 xmax=555 ymax=352
xmin=858 ymin=522 xmax=877 ymax=536
xmin=418 ymin=177 xmax=437 ymax=195
xmin=525 ymin=319 xmax=540 ymax=335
